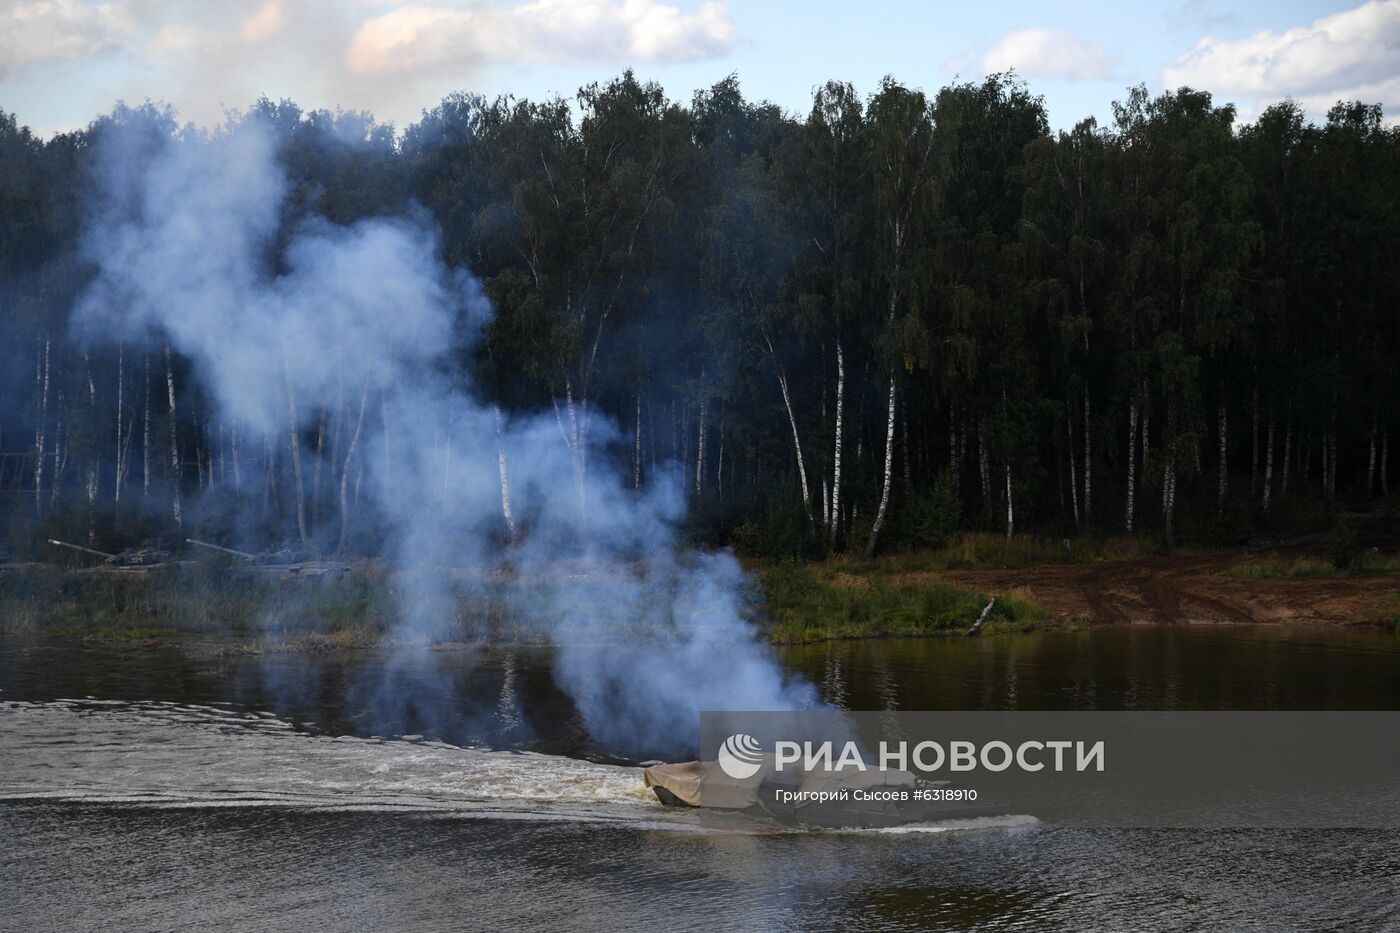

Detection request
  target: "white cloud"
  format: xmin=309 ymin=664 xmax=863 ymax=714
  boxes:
xmin=1170 ymin=0 xmax=1238 ymax=33
xmin=1292 ymin=75 xmax=1400 ymax=123
xmin=0 ymin=0 xmax=738 ymax=131
xmin=980 ymin=27 xmax=1117 ymax=80
xmin=0 ymin=0 xmax=131 ymax=77
xmin=1162 ymin=0 xmax=1400 ymax=113
xmin=145 ymin=22 xmax=202 ymax=57
xmin=240 ymin=0 xmax=287 ymax=43
xmin=345 ymin=0 xmax=735 ymax=76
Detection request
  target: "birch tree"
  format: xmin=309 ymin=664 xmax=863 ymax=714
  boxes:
xmin=863 ymin=78 xmax=936 ymax=557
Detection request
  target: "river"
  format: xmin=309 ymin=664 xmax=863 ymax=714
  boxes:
xmin=3 ymin=625 xmax=1399 ymax=930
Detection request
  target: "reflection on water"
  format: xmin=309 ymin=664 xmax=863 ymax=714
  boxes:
xmin=3 ymin=625 xmax=1400 ymax=931
xmin=782 ymin=624 xmax=1400 ymax=713
xmin=3 ymin=625 xmax=1397 ymax=760
xmin=0 ymin=640 xmax=607 ymax=756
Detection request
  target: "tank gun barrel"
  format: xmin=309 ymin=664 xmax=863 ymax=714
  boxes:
xmin=185 ymin=538 xmax=256 ymax=560
xmin=47 ymin=539 xmax=116 ymax=561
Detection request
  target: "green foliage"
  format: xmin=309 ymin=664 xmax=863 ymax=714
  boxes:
xmin=760 ymin=484 xmax=822 ymax=562
xmin=1359 ymin=591 xmax=1400 ymax=633
xmin=729 ymin=520 xmax=763 ymax=558
xmin=1200 ymin=497 xmax=1254 ymax=547
xmin=903 ymin=471 xmax=961 ymax=549
xmin=1330 ymin=516 xmax=1358 ymax=571
xmin=0 ymin=72 xmax=1396 ymax=562
xmin=1229 ymin=548 xmax=1400 ymax=580
xmin=759 ymin=557 xmax=1054 ymax=643
xmin=976 ymin=590 xmax=1058 ymax=635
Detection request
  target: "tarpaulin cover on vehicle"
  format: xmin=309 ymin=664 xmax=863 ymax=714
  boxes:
xmin=643 ymin=760 xmax=760 ymax=809
xmin=643 ymin=758 xmax=917 ymax=810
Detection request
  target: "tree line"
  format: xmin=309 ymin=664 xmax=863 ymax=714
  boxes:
xmin=0 ymin=71 xmax=1396 ymax=560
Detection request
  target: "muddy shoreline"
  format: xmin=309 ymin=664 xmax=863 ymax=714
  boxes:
xmin=945 ymin=553 xmax=1400 ymax=630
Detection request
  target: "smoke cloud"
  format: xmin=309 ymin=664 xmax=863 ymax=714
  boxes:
xmin=72 ymin=111 xmax=815 ymax=757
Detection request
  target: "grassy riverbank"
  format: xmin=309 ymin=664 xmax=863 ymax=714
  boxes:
xmin=7 ymin=529 xmax=1395 ymax=647
xmin=753 ymin=532 xmax=1146 ymax=642
xmin=0 ymin=563 xmax=398 ymax=648
xmin=758 ymin=562 xmax=1053 ymax=643
xmin=0 ymin=539 xmax=1063 ymax=648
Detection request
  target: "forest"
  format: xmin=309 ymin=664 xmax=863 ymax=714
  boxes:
xmin=0 ymin=72 xmax=1396 ymax=562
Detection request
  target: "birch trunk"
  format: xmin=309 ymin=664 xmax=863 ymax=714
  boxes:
xmin=680 ymin=407 xmax=689 ymax=477
xmin=695 ymin=399 xmax=706 ymax=497
xmin=33 ymin=335 xmax=49 ymax=516
xmin=1262 ymin=408 xmax=1276 ymax=511
xmin=1302 ymin=428 xmax=1312 ymax=487
xmin=1125 ymin=402 xmax=1138 ymax=533
xmin=114 ymin=341 xmax=124 ymax=517
xmin=1314 ymin=432 xmax=1321 ymax=489
xmin=1057 ymin=429 xmax=1065 ymax=514
xmin=549 ymin=380 xmax=588 ymax=526
xmin=380 ymin=391 xmax=390 ymax=503
xmin=194 ymin=411 xmax=204 ymax=491
xmin=952 ymin=406 xmax=963 ymax=493
xmin=1067 ymin=407 xmax=1080 ymax=528
xmin=164 ymin=343 xmax=181 ymax=527
xmin=648 ymin=398 xmax=656 ymax=474
xmin=329 ymin=360 xmax=343 ymax=514
xmin=142 ymin=352 xmax=151 ymax=500
xmin=1281 ymin=406 xmax=1293 ymax=498
xmin=1383 ymin=425 xmax=1394 ymax=501
xmin=230 ymin=425 xmax=242 ymax=494
xmin=1366 ymin=414 xmax=1377 ymax=496
xmin=1321 ymin=432 xmax=1329 ymax=501
xmin=493 ymin=404 xmax=517 ymax=545
xmin=441 ymin=395 xmax=454 ymax=509
xmin=1325 ymin=419 xmax=1337 ymax=503
xmin=51 ymin=407 xmax=64 ymax=509
xmin=1005 ymin=463 xmax=1014 ymax=539
xmin=1082 ymin=384 xmax=1092 ymax=527
xmin=902 ymin=401 xmax=910 ymax=486
xmin=263 ymin=432 xmax=275 ymax=517
xmin=336 ymin=383 xmax=369 ymax=555
xmin=978 ymin=420 xmax=992 ymax=521
xmin=1249 ymin=385 xmax=1259 ymax=493
xmin=633 ymin=393 xmax=642 ymax=490
xmin=312 ymin=412 xmax=326 ymax=523
xmin=1141 ymin=406 xmax=1150 ymax=473
xmin=716 ymin=417 xmax=724 ymax=500
xmin=1381 ymin=427 xmax=1389 ymax=499
xmin=1163 ymin=456 xmax=1177 ymax=552
xmin=85 ymin=355 xmax=97 ymax=543
xmin=279 ymin=348 xmax=307 ymax=548
xmin=773 ymin=365 xmax=811 ymax=520
xmin=829 ymin=340 xmax=844 ymax=549
xmin=1217 ymin=396 xmax=1228 ymax=510
xmin=863 ymin=371 xmax=897 ymax=558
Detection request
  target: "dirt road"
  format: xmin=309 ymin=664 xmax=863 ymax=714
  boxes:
xmin=946 ymin=554 xmax=1398 ymax=627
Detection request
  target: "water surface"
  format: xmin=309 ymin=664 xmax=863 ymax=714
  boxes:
xmin=3 ymin=625 xmax=1399 ymax=931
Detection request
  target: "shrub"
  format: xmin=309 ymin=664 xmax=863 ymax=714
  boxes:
xmin=905 ymin=471 xmax=961 ymax=550
xmin=1330 ymin=516 xmax=1357 ymax=571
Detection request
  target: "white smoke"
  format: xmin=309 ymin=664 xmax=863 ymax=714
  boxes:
xmin=72 ymin=110 xmax=816 ymax=756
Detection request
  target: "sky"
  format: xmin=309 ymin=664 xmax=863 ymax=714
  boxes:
xmin=2 ymin=0 xmax=1397 ymax=137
